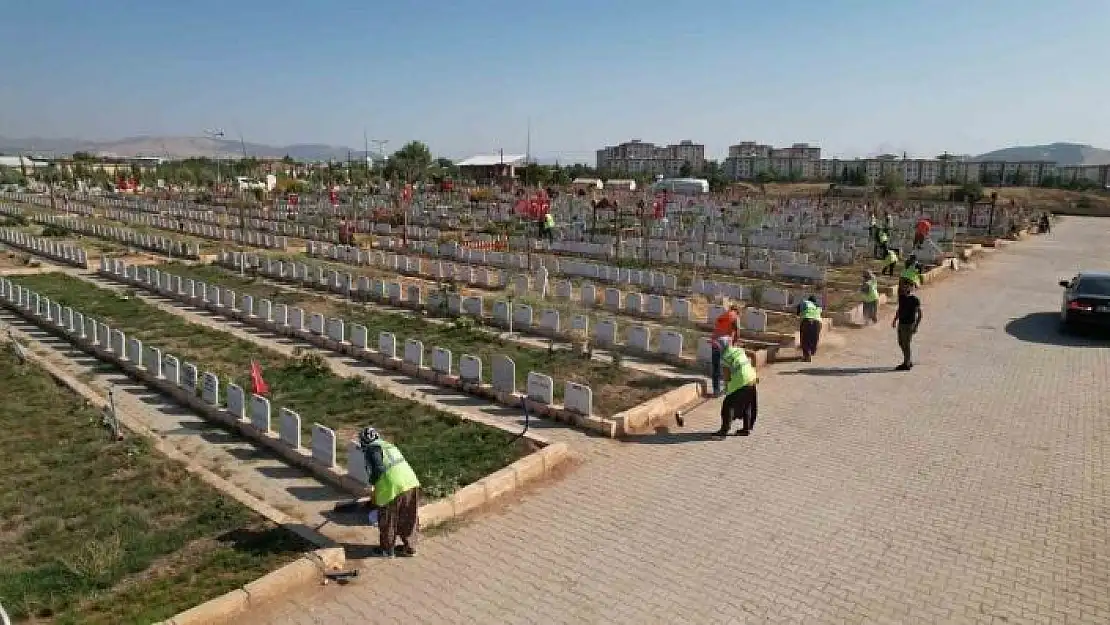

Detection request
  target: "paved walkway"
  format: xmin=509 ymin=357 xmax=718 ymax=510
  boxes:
xmin=237 ymin=218 xmax=1110 ymax=624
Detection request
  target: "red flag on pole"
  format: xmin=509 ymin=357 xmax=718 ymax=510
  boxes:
xmin=250 ymin=361 xmax=269 ymax=395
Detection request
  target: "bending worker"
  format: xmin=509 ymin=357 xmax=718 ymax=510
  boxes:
xmin=900 ymin=254 xmax=923 ymax=288
xmin=797 ymin=295 xmax=823 ymax=362
xmin=717 ymin=338 xmax=759 ymax=437
xmin=359 ymin=427 xmax=421 ymax=558
xmin=861 ymin=270 xmax=880 ymax=324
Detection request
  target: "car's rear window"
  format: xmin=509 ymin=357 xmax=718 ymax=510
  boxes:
xmin=1077 ymin=276 xmax=1110 ymax=296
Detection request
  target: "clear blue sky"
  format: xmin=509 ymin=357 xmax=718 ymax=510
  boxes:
xmin=1 ymin=0 xmax=1106 ymax=161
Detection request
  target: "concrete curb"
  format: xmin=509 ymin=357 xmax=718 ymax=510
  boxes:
xmin=155 ymin=548 xmax=345 ymax=625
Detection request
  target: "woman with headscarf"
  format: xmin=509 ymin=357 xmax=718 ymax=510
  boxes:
xmin=796 ymin=295 xmax=823 ymax=362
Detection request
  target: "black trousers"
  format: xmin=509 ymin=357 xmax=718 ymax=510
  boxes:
xmin=720 ymin=384 xmax=758 ymax=433
xmin=799 ymin=319 xmax=822 ymax=358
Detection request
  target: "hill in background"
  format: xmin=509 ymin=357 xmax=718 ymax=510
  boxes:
xmin=0 ymin=135 xmax=361 ymax=162
xmin=973 ymin=142 xmax=1110 ymax=166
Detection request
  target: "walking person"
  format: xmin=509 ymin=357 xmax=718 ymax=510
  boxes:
xmin=875 ymin=228 xmax=891 ymax=259
xmin=709 ymin=304 xmax=741 ymax=396
xmin=860 ymin=270 xmax=880 ymax=324
xmin=913 ymin=217 xmax=931 ymax=249
xmin=358 ymin=427 xmax=421 ymax=557
xmin=882 ymin=247 xmax=900 ymax=277
xmin=891 ymin=281 xmax=923 ymax=371
xmin=796 ymin=295 xmax=823 ymax=362
xmin=542 ymin=211 xmax=555 ymax=242
xmin=716 ymin=339 xmax=758 ymax=437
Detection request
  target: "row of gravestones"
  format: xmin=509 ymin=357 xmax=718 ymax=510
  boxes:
xmin=102 ymin=208 xmax=289 ymax=250
xmin=215 ymin=252 xmax=763 ymax=364
xmin=0 ymin=228 xmax=88 ymax=268
xmin=0 ymin=276 xmax=376 ymax=484
xmin=76 ymin=197 xmax=829 ymax=288
xmin=0 ymin=206 xmax=202 ymax=259
xmin=308 ymin=239 xmax=804 ymax=312
xmin=99 ymin=260 xmax=594 ymax=415
xmin=232 ymin=248 xmax=780 ymax=333
xmin=76 ymin=195 xmax=826 ymax=277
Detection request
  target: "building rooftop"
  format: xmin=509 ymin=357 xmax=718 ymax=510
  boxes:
xmin=457 ymin=154 xmax=526 ymax=167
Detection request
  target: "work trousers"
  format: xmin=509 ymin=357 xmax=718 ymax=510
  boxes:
xmin=799 ymin=318 xmax=822 ymax=359
xmin=862 ymin=300 xmax=879 ymax=323
xmin=378 ymin=488 xmax=421 ymax=550
xmin=721 ymin=384 xmax=758 ymax=433
xmin=710 ymin=344 xmax=723 ymax=395
xmin=897 ymin=323 xmax=916 ymax=365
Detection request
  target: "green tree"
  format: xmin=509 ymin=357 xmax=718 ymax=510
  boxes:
xmin=679 ymin=161 xmax=693 ymax=177
xmin=549 ymin=166 xmax=571 ymax=186
xmin=387 ymin=141 xmax=434 ymax=182
xmin=957 ymin=180 xmax=984 ymax=203
xmin=753 ymin=170 xmax=775 ymax=185
xmin=877 ymin=170 xmax=905 ymax=198
xmin=0 ymin=166 xmax=25 ymax=185
xmin=1011 ymin=170 xmax=1028 ymax=187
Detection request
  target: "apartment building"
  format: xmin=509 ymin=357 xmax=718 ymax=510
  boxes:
xmin=1057 ymin=164 xmax=1110 ymax=186
xmin=722 ymin=142 xmax=821 ymax=181
xmin=595 ymin=139 xmax=706 ymax=176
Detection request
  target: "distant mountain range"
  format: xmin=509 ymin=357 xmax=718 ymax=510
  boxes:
xmin=972 ymin=142 xmax=1110 ymax=166
xmin=0 ymin=135 xmax=364 ymax=162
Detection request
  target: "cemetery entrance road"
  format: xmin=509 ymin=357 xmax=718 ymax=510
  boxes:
xmin=243 ymin=217 xmax=1110 ymax=624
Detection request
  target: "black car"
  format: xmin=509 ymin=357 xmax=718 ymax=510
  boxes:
xmin=1059 ymin=271 xmax=1110 ymax=331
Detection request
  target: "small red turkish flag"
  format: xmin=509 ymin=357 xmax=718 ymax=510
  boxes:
xmin=250 ymin=360 xmax=269 ymax=395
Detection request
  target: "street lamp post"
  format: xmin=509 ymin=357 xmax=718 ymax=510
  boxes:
xmin=203 ymin=129 xmax=225 ymax=193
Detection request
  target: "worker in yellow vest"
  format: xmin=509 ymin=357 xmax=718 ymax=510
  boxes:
xmin=542 ymin=211 xmax=555 ymax=242
xmin=861 ymin=270 xmax=880 ymax=323
xmin=882 ymin=247 xmax=899 ymax=277
xmin=717 ymin=339 xmax=759 ymax=437
xmin=900 ymin=254 xmax=922 ymax=288
xmin=359 ymin=427 xmax=422 ymax=558
xmin=796 ymin=295 xmax=823 ymax=361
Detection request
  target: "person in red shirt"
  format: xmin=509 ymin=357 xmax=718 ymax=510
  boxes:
xmin=913 ymin=218 xmax=932 ymax=249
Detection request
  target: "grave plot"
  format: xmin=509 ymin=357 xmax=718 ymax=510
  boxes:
xmin=1 ymin=202 xmax=214 ymax=257
xmin=221 ymin=251 xmax=792 ymax=372
xmin=0 ymin=348 xmax=310 ymax=625
xmin=8 ymin=273 xmax=531 ymax=498
xmin=303 ymin=241 xmax=803 ymax=342
xmin=0 ymin=247 xmax=34 ymax=269
xmin=141 ymin=261 xmax=689 ymax=419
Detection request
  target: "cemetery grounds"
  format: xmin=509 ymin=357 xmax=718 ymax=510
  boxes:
xmin=0 ymin=347 xmax=310 ymax=625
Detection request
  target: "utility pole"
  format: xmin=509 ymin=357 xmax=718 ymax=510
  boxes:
xmin=237 ymin=132 xmax=250 ymax=244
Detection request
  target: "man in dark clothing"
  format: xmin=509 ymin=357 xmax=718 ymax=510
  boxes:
xmin=891 ymin=281 xmax=923 ymax=370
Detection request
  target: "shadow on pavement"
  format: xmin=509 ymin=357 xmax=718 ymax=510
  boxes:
xmin=622 ymin=426 xmax=724 ymax=445
xmin=779 ymin=366 xmax=894 ymax=376
xmin=1005 ymin=312 xmax=1110 ymax=347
